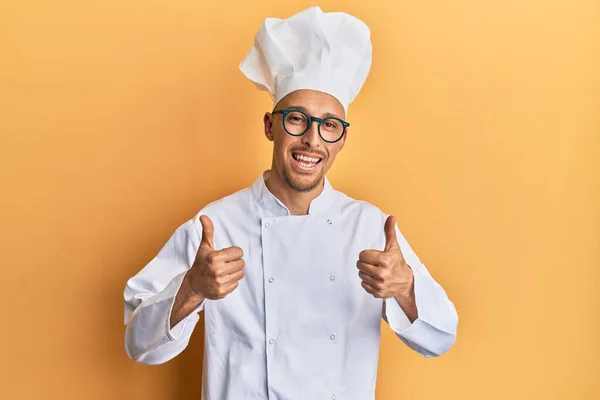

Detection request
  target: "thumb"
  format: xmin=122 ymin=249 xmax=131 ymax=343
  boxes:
xmin=384 ymin=215 xmax=399 ymax=252
xmin=199 ymin=215 xmax=215 ymax=250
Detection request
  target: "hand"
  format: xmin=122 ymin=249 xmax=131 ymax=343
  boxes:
xmin=357 ymin=215 xmax=414 ymax=299
xmin=187 ymin=215 xmax=245 ymax=300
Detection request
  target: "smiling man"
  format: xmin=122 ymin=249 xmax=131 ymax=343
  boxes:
xmin=124 ymin=6 xmax=458 ymax=400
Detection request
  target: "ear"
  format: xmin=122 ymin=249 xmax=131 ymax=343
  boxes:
xmin=264 ymin=112 xmax=274 ymax=142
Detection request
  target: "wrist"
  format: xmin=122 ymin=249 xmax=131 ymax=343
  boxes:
xmin=182 ymin=269 xmax=205 ymax=303
xmin=396 ymin=269 xmax=415 ymax=300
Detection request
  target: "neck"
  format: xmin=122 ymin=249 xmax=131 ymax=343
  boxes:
xmin=263 ymin=170 xmax=324 ymax=215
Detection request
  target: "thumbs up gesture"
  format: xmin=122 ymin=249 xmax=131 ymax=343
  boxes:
xmin=357 ymin=216 xmax=414 ymax=299
xmin=186 ymin=215 xmax=245 ymax=300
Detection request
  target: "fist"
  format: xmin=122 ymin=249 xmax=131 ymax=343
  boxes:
xmin=357 ymin=215 xmax=414 ymax=299
xmin=187 ymin=215 xmax=245 ymax=300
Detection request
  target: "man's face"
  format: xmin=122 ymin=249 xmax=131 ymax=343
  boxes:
xmin=264 ymin=89 xmax=348 ymax=192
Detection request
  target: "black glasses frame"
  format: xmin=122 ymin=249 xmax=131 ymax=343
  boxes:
xmin=272 ymin=109 xmax=350 ymax=143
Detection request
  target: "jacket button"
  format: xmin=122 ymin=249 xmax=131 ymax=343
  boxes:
xmin=327 ymin=219 xmax=332 ymax=225
xmin=330 ymin=275 xmax=335 ymax=281
xmin=268 ymin=278 xmax=274 ymax=283
xmin=264 ymin=222 xmax=271 ymax=228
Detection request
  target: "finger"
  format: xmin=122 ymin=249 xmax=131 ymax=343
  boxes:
xmin=215 ymin=267 xmax=245 ymax=286
xmin=226 ymin=268 xmax=245 ymax=284
xmin=356 ymin=260 xmax=383 ymax=279
xmin=358 ymin=249 xmax=383 ymax=266
xmin=222 ymin=280 xmax=241 ymax=296
xmin=212 ymin=246 xmax=244 ymax=263
xmin=208 ymin=259 xmax=244 ymax=280
xmin=360 ymin=281 xmax=382 ymax=298
xmin=358 ymin=271 xmax=385 ymax=291
xmin=384 ymin=215 xmax=399 ymax=252
xmin=212 ymin=267 xmax=244 ymax=292
xmin=220 ymin=259 xmax=245 ymax=276
xmin=199 ymin=215 xmax=215 ymax=250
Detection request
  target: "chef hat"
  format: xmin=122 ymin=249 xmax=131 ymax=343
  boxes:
xmin=239 ymin=6 xmax=372 ymax=114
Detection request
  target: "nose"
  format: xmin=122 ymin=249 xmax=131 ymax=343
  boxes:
xmin=301 ymin=120 xmax=321 ymax=148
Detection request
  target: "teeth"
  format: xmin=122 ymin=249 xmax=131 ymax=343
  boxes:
xmin=294 ymin=154 xmax=320 ymax=163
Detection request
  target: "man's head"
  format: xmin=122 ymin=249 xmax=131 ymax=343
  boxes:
xmin=264 ymin=89 xmax=348 ymax=192
xmin=240 ymin=6 xmax=371 ymax=193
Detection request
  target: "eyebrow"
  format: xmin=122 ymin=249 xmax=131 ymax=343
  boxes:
xmin=284 ymin=105 xmax=343 ymax=120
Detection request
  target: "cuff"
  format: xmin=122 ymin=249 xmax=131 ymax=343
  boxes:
xmin=165 ymin=271 xmax=205 ymax=341
xmin=128 ymin=271 xmax=205 ymax=355
xmin=384 ymin=297 xmax=413 ymax=332
xmin=385 ymin=263 xmax=456 ymax=337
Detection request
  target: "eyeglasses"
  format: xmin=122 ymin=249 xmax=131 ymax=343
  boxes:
xmin=272 ymin=109 xmax=350 ymax=143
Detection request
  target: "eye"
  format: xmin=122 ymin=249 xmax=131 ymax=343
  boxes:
xmin=322 ymin=119 xmax=341 ymax=131
xmin=285 ymin=112 xmax=308 ymax=126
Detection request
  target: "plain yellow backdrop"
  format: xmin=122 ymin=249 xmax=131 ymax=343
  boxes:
xmin=1 ymin=0 xmax=598 ymax=399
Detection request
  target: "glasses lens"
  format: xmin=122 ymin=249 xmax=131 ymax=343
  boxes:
xmin=320 ymin=118 xmax=344 ymax=142
xmin=283 ymin=111 xmax=308 ymax=135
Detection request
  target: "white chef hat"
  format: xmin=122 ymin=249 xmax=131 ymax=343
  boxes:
xmin=239 ymin=6 xmax=372 ymax=114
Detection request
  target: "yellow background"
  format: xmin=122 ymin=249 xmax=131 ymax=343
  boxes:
xmin=1 ymin=0 xmax=598 ymax=399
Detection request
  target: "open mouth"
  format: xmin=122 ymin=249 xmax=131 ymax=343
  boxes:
xmin=292 ymin=152 xmax=323 ymax=171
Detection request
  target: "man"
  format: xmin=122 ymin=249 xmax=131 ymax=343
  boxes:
xmin=124 ymin=6 xmax=458 ymax=400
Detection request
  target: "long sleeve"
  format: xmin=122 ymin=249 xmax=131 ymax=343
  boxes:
xmin=123 ymin=218 xmax=205 ymax=365
xmin=382 ymin=224 xmax=458 ymax=357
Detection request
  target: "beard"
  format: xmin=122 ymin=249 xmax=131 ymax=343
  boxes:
xmin=281 ymin=161 xmax=325 ymax=192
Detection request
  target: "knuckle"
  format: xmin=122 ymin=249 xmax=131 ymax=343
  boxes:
xmin=367 ymin=272 xmax=379 ymax=283
xmin=206 ymin=251 xmax=218 ymax=264
xmin=379 ymin=269 xmax=390 ymax=280
xmin=207 ymin=266 xmax=218 ymax=278
xmin=213 ymin=276 xmax=224 ymax=286
xmin=379 ymin=256 xmax=391 ymax=268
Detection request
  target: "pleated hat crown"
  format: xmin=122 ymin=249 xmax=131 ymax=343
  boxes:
xmin=239 ymin=6 xmax=372 ymax=113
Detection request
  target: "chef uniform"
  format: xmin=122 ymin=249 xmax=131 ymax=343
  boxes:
xmin=124 ymin=6 xmax=458 ymax=400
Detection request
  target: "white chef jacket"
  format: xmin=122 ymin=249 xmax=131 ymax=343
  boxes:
xmin=124 ymin=172 xmax=458 ymax=400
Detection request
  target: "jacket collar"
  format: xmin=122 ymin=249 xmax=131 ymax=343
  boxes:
xmin=250 ymin=171 xmax=335 ymax=216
